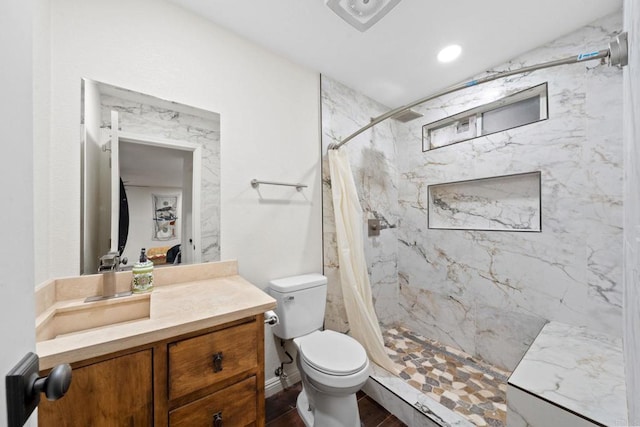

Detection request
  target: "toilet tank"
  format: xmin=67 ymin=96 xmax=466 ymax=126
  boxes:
xmin=269 ymin=274 xmax=327 ymax=340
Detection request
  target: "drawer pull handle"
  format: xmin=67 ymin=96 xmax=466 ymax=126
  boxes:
xmin=212 ymin=352 xmax=223 ymax=372
xmin=213 ymin=411 xmax=223 ymax=427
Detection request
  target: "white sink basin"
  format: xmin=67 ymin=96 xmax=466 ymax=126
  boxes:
xmin=36 ymin=293 xmax=151 ymax=342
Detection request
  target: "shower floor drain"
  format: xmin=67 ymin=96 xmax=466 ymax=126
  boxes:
xmin=384 ymin=327 xmax=510 ymax=427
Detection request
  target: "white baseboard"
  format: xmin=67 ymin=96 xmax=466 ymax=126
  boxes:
xmin=265 ymin=368 xmax=302 ymax=398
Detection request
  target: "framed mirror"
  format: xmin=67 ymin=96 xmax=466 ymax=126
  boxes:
xmin=80 ymin=79 xmax=220 ymax=274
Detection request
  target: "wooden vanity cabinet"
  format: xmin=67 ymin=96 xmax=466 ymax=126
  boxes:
xmin=39 ymin=314 xmax=266 ymax=427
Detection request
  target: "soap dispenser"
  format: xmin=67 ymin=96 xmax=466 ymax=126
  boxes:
xmin=131 ymin=248 xmax=154 ymax=293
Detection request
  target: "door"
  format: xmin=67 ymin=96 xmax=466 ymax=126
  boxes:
xmin=1 ymin=0 xmax=36 ymax=423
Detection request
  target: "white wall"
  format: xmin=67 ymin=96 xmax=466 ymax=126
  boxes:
xmin=0 ymin=0 xmax=36 ymax=424
xmin=623 ymin=0 xmax=640 ymax=423
xmin=37 ymin=0 xmax=321 ymax=388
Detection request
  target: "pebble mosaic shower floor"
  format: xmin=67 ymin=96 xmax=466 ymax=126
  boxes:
xmin=383 ymin=327 xmax=511 ymax=427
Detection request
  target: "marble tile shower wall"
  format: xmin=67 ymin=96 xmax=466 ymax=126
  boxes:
xmin=321 ymin=76 xmax=401 ymax=332
xmin=396 ymin=12 xmax=623 ymax=371
xmin=101 ymin=94 xmax=221 ymax=262
xmin=321 ymin=12 xmax=624 ymax=374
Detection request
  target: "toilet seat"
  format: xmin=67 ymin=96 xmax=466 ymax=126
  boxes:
xmin=298 ymin=330 xmax=368 ymax=376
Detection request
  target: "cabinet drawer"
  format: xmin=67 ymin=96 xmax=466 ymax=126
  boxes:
xmin=168 ymin=320 xmax=258 ymax=399
xmin=169 ymin=376 xmax=256 ymax=427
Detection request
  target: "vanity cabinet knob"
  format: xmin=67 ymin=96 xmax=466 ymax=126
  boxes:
xmin=212 ymin=411 xmax=223 ymax=427
xmin=212 ymin=352 xmax=223 ymax=373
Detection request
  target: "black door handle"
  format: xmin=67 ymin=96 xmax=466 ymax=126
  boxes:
xmin=6 ymin=352 xmax=73 ymax=427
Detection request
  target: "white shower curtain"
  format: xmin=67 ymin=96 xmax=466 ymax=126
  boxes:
xmin=328 ymin=148 xmax=399 ymax=375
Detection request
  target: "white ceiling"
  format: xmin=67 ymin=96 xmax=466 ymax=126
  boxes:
xmin=169 ymin=0 xmax=622 ymax=108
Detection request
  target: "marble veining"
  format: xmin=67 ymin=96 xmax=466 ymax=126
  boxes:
xmin=321 ymin=12 xmax=625 ymax=420
xmin=508 ymin=321 xmax=627 ymax=426
xmin=321 ymin=75 xmax=401 ymax=332
xmin=395 ymin=12 xmax=623 ymax=370
xmin=101 ymin=93 xmax=221 ymax=263
xmin=428 ymin=172 xmax=541 ymax=231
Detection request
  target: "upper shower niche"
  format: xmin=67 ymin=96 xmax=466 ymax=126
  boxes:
xmin=423 ymin=83 xmax=548 ymax=151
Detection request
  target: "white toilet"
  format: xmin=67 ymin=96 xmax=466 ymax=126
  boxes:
xmin=269 ymin=274 xmax=370 ymax=427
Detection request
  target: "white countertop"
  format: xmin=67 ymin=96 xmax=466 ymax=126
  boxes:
xmin=35 ymin=261 xmax=276 ymax=370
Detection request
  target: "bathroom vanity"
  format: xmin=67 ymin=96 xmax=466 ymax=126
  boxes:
xmin=34 ymin=260 xmax=276 ymax=426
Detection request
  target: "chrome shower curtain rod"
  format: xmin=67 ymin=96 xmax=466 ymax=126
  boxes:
xmin=328 ymin=32 xmax=628 ymax=151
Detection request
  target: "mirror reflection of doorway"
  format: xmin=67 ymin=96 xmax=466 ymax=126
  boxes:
xmin=118 ymin=136 xmax=199 ymax=268
xmin=117 ymin=133 xmax=202 ymax=265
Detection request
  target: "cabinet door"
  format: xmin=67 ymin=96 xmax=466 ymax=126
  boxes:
xmin=169 ymin=376 xmax=256 ymax=427
xmin=39 ymin=349 xmax=153 ymax=426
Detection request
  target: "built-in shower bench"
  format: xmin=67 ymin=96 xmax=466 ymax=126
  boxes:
xmin=506 ymin=321 xmax=627 ymax=427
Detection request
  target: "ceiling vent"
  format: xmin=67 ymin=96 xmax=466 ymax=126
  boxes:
xmin=326 ymin=0 xmax=401 ymax=32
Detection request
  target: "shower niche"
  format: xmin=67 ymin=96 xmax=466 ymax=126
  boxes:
xmin=428 ymin=171 xmax=542 ymax=232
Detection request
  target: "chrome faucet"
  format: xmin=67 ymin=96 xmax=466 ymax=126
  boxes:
xmin=85 ymin=251 xmax=130 ymax=302
xmin=97 ymin=251 xmax=122 ymax=272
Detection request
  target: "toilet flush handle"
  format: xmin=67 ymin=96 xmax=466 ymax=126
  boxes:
xmin=285 ymin=296 xmax=294 ymax=302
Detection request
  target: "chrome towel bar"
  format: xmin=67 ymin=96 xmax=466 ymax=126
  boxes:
xmin=251 ymin=179 xmax=307 ymax=191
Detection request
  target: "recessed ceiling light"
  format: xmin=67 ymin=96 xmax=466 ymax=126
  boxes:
xmin=437 ymin=44 xmax=462 ymax=63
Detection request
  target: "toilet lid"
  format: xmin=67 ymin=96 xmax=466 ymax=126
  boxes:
xmin=299 ymin=330 xmax=368 ymax=376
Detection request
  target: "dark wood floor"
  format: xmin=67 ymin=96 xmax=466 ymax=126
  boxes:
xmin=266 ymin=382 xmax=406 ymax=427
